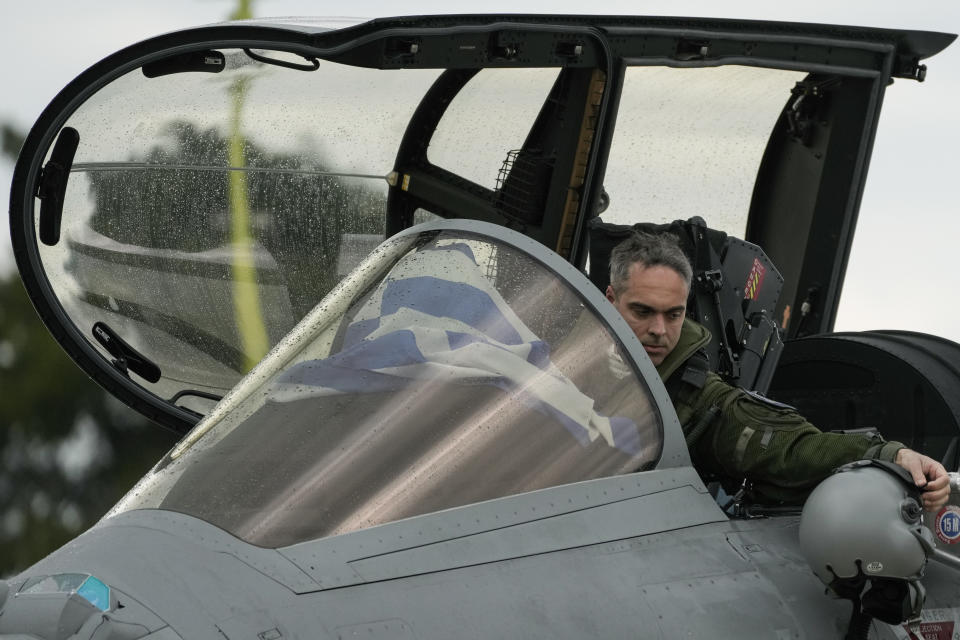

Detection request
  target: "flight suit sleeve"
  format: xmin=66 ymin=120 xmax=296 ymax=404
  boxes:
xmin=686 ymin=373 xmax=904 ymax=503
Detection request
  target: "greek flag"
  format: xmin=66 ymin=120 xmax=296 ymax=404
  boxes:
xmin=270 ymin=240 xmax=641 ymax=455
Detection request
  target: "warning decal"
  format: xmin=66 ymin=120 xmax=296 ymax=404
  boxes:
xmin=903 ymin=620 xmax=954 ymax=640
xmin=892 ymin=608 xmax=959 ymax=640
xmin=935 ymin=505 xmax=960 ymax=544
xmin=744 ymin=258 xmax=766 ymax=301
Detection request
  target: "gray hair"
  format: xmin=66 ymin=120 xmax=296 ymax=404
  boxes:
xmin=608 ymin=231 xmax=693 ymax=295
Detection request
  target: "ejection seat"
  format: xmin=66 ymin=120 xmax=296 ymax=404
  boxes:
xmin=587 ymin=216 xmax=784 ymax=395
xmin=588 ymin=216 xmax=788 ymax=516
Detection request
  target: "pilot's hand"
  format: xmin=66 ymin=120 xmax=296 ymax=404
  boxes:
xmin=895 ymin=448 xmax=951 ymax=511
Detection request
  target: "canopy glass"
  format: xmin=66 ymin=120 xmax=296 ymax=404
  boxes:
xmin=110 ymin=226 xmax=663 ymax=547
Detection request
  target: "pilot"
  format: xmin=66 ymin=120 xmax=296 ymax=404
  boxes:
xmin=605 ymin=231 xmax=951 ymax=510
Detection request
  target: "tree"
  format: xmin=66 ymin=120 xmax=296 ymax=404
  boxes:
xmin=0 ymin=274 xmax=177 ymax=576
xmin=87 ymin=118 xmax=385 ymax=320
xmin=1 ymin=123 xmax=24 ymax=161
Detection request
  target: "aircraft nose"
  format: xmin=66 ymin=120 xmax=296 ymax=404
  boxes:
xmin=0 ymin=575 xmax=182 ymax=639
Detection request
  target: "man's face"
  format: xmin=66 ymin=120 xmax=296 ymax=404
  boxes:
xmin=605 ymin=263 xmax=688 ymax=366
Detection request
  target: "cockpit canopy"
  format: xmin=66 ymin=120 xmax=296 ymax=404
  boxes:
xmin=9 ymin=14 xmax=955 ymax=433
xmin=109 ymin=223 xmax=664 ymax=547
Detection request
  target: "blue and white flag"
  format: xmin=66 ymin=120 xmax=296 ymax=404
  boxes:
xmin=270 ymin=240 xmax=641 ymax=456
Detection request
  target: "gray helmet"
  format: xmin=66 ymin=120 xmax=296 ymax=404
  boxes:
xmin=800 ymin=459 xmax=928 ymax=584
xmin=799 ymin=459 xmax=933 ymax=625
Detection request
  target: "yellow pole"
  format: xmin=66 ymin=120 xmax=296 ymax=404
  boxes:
xmin=227 ymin=0 xmax=269 ymax=372
xmin=230 ymin=0 xmax=252 ymax=20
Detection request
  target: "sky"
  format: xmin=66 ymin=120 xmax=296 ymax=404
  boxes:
xmin=1 ymin=0 xmax=958 ymax=342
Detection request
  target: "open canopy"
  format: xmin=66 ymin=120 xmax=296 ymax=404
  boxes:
xmin=8 ymin=14 xmax=956 ymax=432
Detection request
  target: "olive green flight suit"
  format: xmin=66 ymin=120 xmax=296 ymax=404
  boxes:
xmin=657 ymin=319 xmax=904 ymax=503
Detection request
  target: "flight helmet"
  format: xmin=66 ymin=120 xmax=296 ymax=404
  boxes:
xmin=799 ymin=459 xmax=931 ymax=625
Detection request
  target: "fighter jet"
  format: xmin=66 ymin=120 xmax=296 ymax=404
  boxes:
xmin=4 ymin=13 xmax=960 ymax=639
